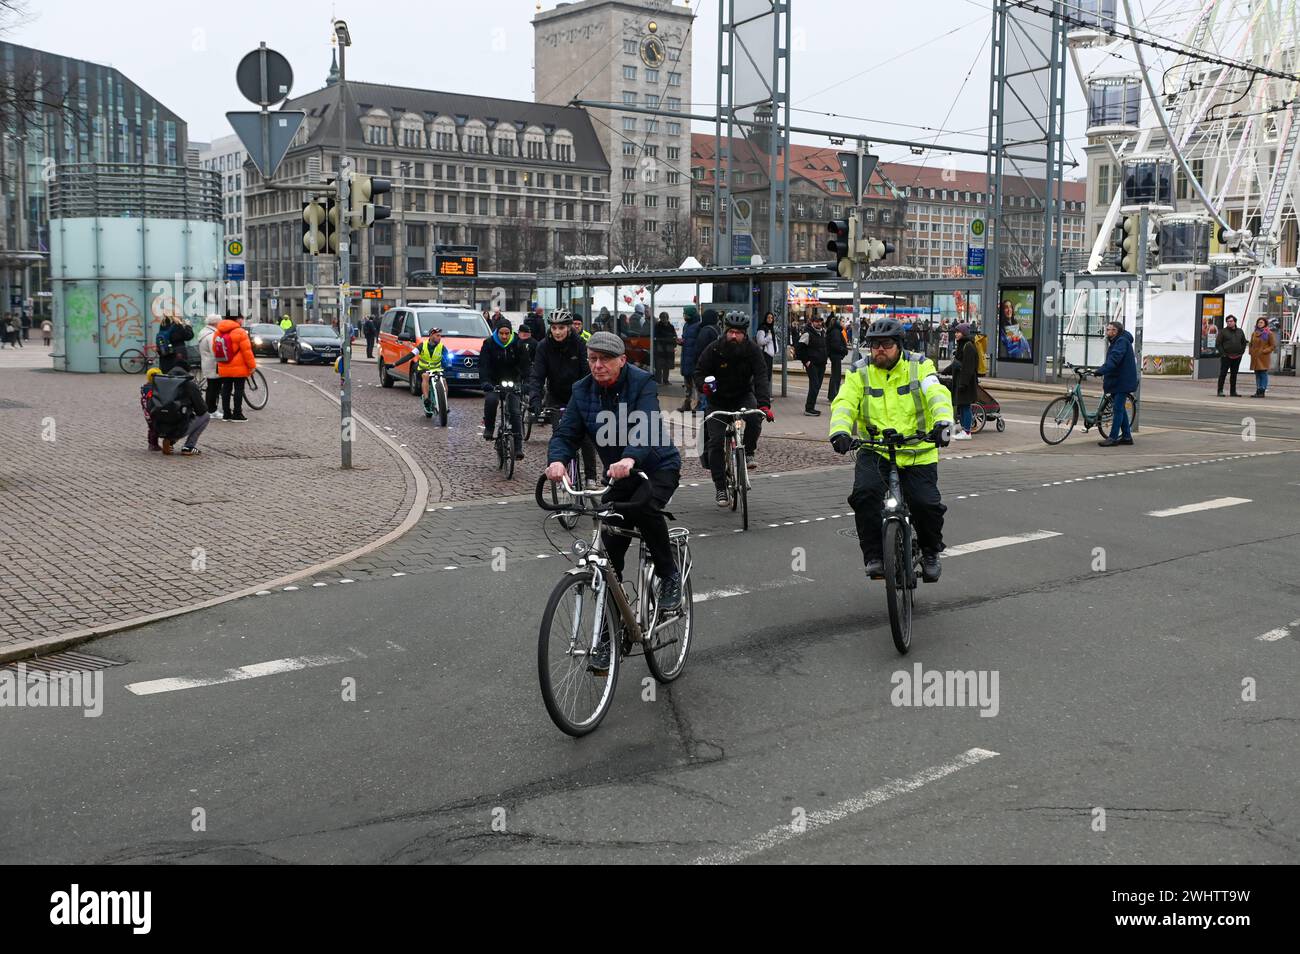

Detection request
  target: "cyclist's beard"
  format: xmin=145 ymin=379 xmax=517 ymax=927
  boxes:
xmin=872 ymin=349 xmax=901 ymax=370
xmin=720 ymin=338 xmax=747 ymax=361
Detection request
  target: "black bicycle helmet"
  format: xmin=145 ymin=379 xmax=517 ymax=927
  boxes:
xmin=862 ymin=316 xmax=904 ymax=344
xmin=547 ymin=309 xmax=574 ymax=326
xmin=723 ymin=310 xmax=750 ymax=331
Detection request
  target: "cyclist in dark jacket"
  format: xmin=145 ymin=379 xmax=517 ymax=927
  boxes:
xmin=530 ymin=310 xmax=596 ymax=482
xmin=547 ymin=331 xmax=683 ymax=610
xmin=796 ymin=313 xmax=829 ymax=415
xmin=695 ymin=311 xmax=774 ymax=503
xmin=479 ymin=317 xmax=531 ymax=457
xmin=1095 ymin=321 xmax=1137 ymax=447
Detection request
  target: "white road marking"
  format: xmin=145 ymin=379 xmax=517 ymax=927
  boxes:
xmin=1147 ymin=496 xmax=1251 ymax=517
xmin=942 ymin=530 xmax=1062 ymax=558
xmin=126 ymin=652 xmax=357 ymax=696
xmin=1257 ymin=628 xmax=1289 ymax=642
xmin=695 ymin=747 xmax=999 ymax=865
xmin=693 ymin=575 xmax=813 ymax=604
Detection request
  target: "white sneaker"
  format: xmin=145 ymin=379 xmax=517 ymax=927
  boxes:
xmin=212 ymin=410 xmax=223 ymax=420
xmin=952 ymin=430 xmax=973 ymax=441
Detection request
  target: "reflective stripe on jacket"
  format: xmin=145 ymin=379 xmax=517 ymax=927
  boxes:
xmin=828 ymin=352 xmax=954 ymax=467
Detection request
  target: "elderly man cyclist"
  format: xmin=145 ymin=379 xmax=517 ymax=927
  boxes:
xmin=829 ymin=316 xmax=954 ymax=583
xmin=546 ymin=331 xmax=684 ymax=610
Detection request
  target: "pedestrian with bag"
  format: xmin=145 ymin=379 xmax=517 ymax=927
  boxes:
xmin=1216 ymin=314 xmax=1247 ymax=397
xmin=756 ymin=311 xmax=778 ymax=383
xmin=214 ymin=313 xmax=256 ymax=422
xmin=197 ymin=314 xmax=224 ymax=419
xmin=41 ymin=318 xmax=52 ymax=346
xmin=151 ymin=365 xmax=211 ymax=455
xmin=946 ymin=322 xmax=979 ymax=440
xmin=1249 ymin=317 xmax=1276 ymax=397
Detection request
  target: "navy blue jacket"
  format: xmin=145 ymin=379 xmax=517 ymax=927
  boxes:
xmin=679 ymin=313 xmax=702 ymax=377
xmin=548 ymin=364 xmax=681 ymax=474
xmin=1096 ymin=329 xmax=1137 ymax=394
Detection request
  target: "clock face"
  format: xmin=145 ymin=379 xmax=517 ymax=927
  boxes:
xmin=640 ymin=35 xmax=666 ymax=67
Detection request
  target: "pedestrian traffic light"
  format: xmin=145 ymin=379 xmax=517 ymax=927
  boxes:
xmin=827 ymin=217 xmax=853 ymax=278
xmin=347 ymin=173 xmax=392 ymax=229
xmin=1120 ymin=214 xmax=1140 ymax=273
xmin=302 ymin=197 xmax=328 ymax=255
xmin=860 ymin=237 xmax=896 ymax=263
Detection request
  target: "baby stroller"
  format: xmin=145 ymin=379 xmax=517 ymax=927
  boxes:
xmin=937 ymin=375 xmax=1005 ymax=434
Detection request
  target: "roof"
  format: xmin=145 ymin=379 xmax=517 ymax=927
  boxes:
xmin=283 ymin=81 xmax=609 ymax=172
xmin=690 ymin=134 xmax=1085 ymax=203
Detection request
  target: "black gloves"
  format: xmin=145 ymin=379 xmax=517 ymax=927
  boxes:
xmin=929 ymin=422 xmax=952 ymax=447
xmin=830 ymin=432 xmax=854 ymax=455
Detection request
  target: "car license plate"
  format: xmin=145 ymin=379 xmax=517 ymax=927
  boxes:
xmin=458 ymin=371 xmax=478 ymax=380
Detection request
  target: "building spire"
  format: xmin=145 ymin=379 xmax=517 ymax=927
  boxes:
xmin=326 ymin=47 xmax=339 ymax=87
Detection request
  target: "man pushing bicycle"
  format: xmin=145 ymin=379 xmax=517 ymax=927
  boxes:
xmin=829 ymin=317 xmax=954 ymax=582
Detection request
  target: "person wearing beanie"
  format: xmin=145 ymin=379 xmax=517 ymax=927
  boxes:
xmin=678 ymin=305 xmax=702 ymax=410
xmin=479 ymin=316 xmax=530 ymax=458
xmin=197 ymin=314 xmax=224 ymax=419
xmin=947 ymin=322 xmax=979 ymax=439
xmin=140 ymin=367 xmax=164 ymax=451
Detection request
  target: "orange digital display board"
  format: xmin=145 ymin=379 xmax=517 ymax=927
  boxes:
xmin=436 ymin=254 xmax=479 ymax=277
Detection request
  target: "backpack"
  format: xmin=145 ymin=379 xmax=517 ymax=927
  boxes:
xmin=146 ymin=374 xmax=193 ymax=437
xmin=213 ymin=329 xmax=236 ymax=363
xmin=155 ymin=328 xmax=174 ymax=356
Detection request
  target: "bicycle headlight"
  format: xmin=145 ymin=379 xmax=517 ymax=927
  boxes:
xmin=572 ymin=540 xmax=588 ymax=556
xmin=501 ymin=380 xmax=515 ymax=389
xmin=884 ymin=496 xmax=899 ymax=511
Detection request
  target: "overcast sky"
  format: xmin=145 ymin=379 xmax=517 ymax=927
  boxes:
xmin=6 ymin=0 xmax=1092 ymax=175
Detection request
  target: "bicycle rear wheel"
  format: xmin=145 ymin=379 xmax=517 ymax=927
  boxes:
xmin=645 ymin=570 xmax=693 ymax=683
xmin=734 ymin=443 xmax=749 ymax=530
xmin=243 ymin=369 xmax=268 ymax=410
xmin=436 ymin=378 xmax=448 ymax=427
xmin=538 ymin=573 xmax=620 ymax=736
xmin=119 ymin=349 xmax=147 ymax=374
xmin=1097 ymin=392 xmax=1135 ymax=440
xmin=522 ymin=407 xmax=534 ymax=442
xmin=883 ymin=521 xmax=913 ymax=654
xmin=1039 ymin=395 xmax=1077 ymax=445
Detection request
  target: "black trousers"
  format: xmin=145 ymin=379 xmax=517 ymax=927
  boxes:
xmin=704 ymin=401 xmax=761 ymax=490
xmin=219 ymin=377 xmax=246 ymax=416
xmin=848 ymin=453 xmax=946 ymax=562
xmin=1217 ymin=354 xmax=1242 ymax=394
xmin=364 ymin=334 xmax=376 ymax=358
xmin=655 ymin=361 xmax=671 ymax=384
xmin=602 ymin=468 xmax=681 ymax=580
xmin=205 ymin=377 xmax=221 ymax=414
xmin=828 ymin=356 xmax=844 ymax=402
xmin=804 ymin=361 xmax=826 ymax=411
xmin=763 ymin=352 xmax=774 ymax=382
xmin=484 ymin=390 xmax=522 ymax=453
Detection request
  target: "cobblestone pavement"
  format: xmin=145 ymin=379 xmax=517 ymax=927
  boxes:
xmin=0 ymin=363 xmax=416 ymax=649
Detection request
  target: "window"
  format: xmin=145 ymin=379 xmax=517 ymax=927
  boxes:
xmin=407 ymin=224 xmax=427 ymax=247
xmin=623 ymin=192 xmax=635 ymax=206
xmin=623 ymin=167 xmax=636 ymax=181
xmin=564 ymin=174 xmax=574 ymax=189
xmin=667 ymin=145 xmax=680 ymax=160
xmin=644 ymin=195 xmax=658 ymax=208
xmin=666 ymin=195 xmax=679 ymax=210
xmin=645 ymin=145 xmax=658 ymax=157
xmin=666 ymin=97 xmax=681 ymax=111
xmin=496 ymin=197 xmax=505 ymax=215
xmin=645 ymin=69 xmax=659 ymax=83
xmin=623 ymin=117 xmax=637 ymax=132
xmin=698 ymin=195 xmax=712 ymax=212
xmin=644 ymin=219 xmax=657 ymax=232
xmin=692 ymin=167 xmax=704 ymax=180
xmin=434 ymin=194 xmax=444 ymax=212
xmin=881 ymin=210 xmax=892 ymax=224
xmin=646 ymin=94 xmax=660 ymax=108
xmin=668 ymin=72 xmax=681 ymax=86
xmin=535 ymin=173 xmax=546 ymax=187
xmin=864 ymin=208 xmax=876 ymax=222
xmin=495 ymin=169 xmax=504 ymax=184
xmin=623 ymin=39 xmax=637 ymax=54
xmin=554 ymin=201 xmax=563 ymax=218
xmin=497 ymin=138 xmax=514 ymax=157
xmin=667 ymin=171 xmax=680 ymax=184
xmin=477 ymin=168 xmax=487 ymax=183
xmin=527 ymin=139 xmax=544 ymax=159
xmin=669 ymin=48 xmax=680 ymax=61
xmin=645 ymin=119 xmax=659 ymax=133
xmin=622 ymin=141 xmax=636 ymax=156
xmin=592 ymin=177 xmax=602 ymax=191
xmin=431 ymin=163 xmax=442 ymax=179
xmin=435 ymin=130 xmax=455 ymax=150
xmin=623 ymin=91 xmax=638 ymax=105
xmin=831 ymin=203 xmax=843 ymax=217
xmin=555 ymin=143 xmax=572 ymax=162
xmin=623 ymin=65 xmax=637 ymax=80
xmin=508 ymin=170 xmax=517 ymax=185
xmin=702 ymin=226 xmax=712 ymax=243
xmin=447 ymin=195 xmax=458 ymax=213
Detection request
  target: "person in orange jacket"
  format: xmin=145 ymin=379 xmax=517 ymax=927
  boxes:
xmin=215 ymin=314 xmax=257 ymax=422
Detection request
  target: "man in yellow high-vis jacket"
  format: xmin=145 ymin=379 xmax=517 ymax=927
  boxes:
xmin=829 ymin=317 xmax=955 ymax=582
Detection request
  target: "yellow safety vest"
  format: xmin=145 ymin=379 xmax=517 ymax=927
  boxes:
xmin=829 ymin=352 xmax=953 ymax=467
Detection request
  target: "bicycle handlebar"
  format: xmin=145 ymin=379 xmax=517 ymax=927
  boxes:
xmin=534 ymin=469 xmax=648 ymax=512
xmin=1062 ymin=362 xmax=1094 ymax=377
xmin=850 ymin=429 xmax=936 ymax=450
xmin=703 ymin=408 xmax=765 ymax=424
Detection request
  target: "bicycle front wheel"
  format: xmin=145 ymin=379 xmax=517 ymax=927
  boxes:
xmin=1039 ymin=395 xmax=1078 ymax=445
xmin=119 ymin=349 xmax=147 ymax=374
xmin=734 ymin=443 xmax=749 ymax=530
xmin=556 ymin=458 xmax=583 ymax=531
xmin=883 ymin=521 xmax=913 ymax=654
xmin=436 ymin=379 xmax=448 ymax=427
xmin=243 ymin=369 xmax=269 ymax=410
xmin=645 ymin=571 xmax=693 ymax=683
xmin=538 ymin=573 xmax=620 ymax=736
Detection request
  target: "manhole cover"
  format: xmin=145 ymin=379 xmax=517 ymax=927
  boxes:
xmin=836 ymin=526 xmax=858 ymax=538
xmin=0 ymin=398 xmax=31 ymax=409
xmin=212 ymin=445 xmax=308 ymax=460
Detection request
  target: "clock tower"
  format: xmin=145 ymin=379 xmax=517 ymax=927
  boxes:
xmin=534 ymin=1 xmax=694 ymax=266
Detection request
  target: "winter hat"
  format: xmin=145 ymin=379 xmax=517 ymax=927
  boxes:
xmin=683 ymin=305 xmax=698 ymax=319
xmin=586 ymin=331 xmax=625 ymax=356
xmin=494 ymin=317 xmax=512 ymax=332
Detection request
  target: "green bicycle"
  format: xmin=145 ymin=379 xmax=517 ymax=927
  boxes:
xmin=1039 ymin=363 xmax=1136 ymax=446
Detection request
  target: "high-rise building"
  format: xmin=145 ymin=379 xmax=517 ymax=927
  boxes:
xmin=534 ymin=0 xmax=694 ymax=267
xmin=198 ymin=134 xmax=247 ymax=253
xmin=0 ymin=40 xmax=189 ymax=323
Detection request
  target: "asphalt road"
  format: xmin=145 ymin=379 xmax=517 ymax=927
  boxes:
xmin=2 ymin=388 xmax=1297 ymax=864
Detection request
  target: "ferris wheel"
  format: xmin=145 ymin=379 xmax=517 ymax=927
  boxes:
xmin=1071 ymin=0 xmax=1300 ymax=287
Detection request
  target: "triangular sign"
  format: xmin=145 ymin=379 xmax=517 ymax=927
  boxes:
xmin=227 ymin=110 xmax=305 ymax=179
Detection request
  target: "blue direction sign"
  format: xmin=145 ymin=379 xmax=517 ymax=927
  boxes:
xmin=225 ymin=262 xmax=246 ymax=281
xmin=966 ymin=246 xmax=986 ymax=276
xmin=732 ymin=233 xmax=754 ymax=265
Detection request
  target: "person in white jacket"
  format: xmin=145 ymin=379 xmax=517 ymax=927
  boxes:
xmin=755 ymin=311 xmax=779 ymax=383
xmin=197 ymin=315 xmax=223 ymax=419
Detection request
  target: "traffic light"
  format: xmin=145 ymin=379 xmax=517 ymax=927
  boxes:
xmin=302 ymin=196 xmax=339 ymax=255
xmin=347 ymin=173 xmax=392 ymax=229
xmin=1147 ymin=223 xmax=1160 ymax=270
xmin=827 ymin=216 xmax=854 ymax=278
xmin=860 ymin=237 xmax=896 ymax=262
xmin=1120 ymin=214 xmax=1140 ymax=273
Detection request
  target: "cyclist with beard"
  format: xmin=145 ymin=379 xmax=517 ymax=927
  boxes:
xmin=693 ymin=311 xmax=774 ymax=507
xmin=830 ymin=317 xmax=953 ymax=582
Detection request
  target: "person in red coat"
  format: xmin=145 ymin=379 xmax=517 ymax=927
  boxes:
xmin=215 ymin=315 xmax=257 ymax=422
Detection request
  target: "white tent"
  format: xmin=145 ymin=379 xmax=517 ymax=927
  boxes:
xmin=589 ymin=258 xmax=712 ymax=321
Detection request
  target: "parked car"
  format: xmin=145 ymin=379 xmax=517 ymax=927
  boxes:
xmin=377 ymin=305 xmax=492 ymax=393
xmin=279 ymin=323 xmax=342 ymax=365
xmin=247 ymin=323 xmax=285 ymax=357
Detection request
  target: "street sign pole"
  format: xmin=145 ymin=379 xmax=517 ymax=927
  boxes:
xmin=336 ymin=23 xmax=353 ymax=469
xmin=1133 ymin=206 xmax=1147 ymax=433
xmin=850 ymin=140 xmax=866 ymax=368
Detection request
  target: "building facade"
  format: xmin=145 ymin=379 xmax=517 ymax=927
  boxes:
xmin=242 ymin=73 xmax=610 ymax=320
xmin=534 ymin=0 xmax=694 ymax=267
xmin=197 ymin=134 xmax=246 ymax=254
xmin=0 ymin=40 xmax=188 ymax=322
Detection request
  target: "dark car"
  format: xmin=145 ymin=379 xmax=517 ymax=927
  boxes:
xmin=279 ymin=323 xmax=342 ymax=365
xmin=247 ymin=323 xmax=285 ymax=357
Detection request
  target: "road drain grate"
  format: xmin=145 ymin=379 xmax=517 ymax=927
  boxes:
xmin=3 ymin=649 xmax=126 ymax=678
xmin=0 ymin=398 xmax=32 ymax=409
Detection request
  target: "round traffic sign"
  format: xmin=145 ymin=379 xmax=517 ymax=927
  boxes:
xmin=971 ymin=218 xmax=986 ymax=237
xmin=236 ymin=47 xmax=294 ymax=107
xmin=227 ymin=239 xmax=244 ymax=257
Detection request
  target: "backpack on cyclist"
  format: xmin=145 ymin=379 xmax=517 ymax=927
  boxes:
xmin=212 ymin=329 xmax=236 ymax=363
xmin=146 ymin=373 xmax=193 ymax=437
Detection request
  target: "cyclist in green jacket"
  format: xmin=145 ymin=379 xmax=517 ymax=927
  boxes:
xmin=392 ymin=327 xmax=446 ymax=403
xmin=829 ymin=317 xmax=954 ymax=582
